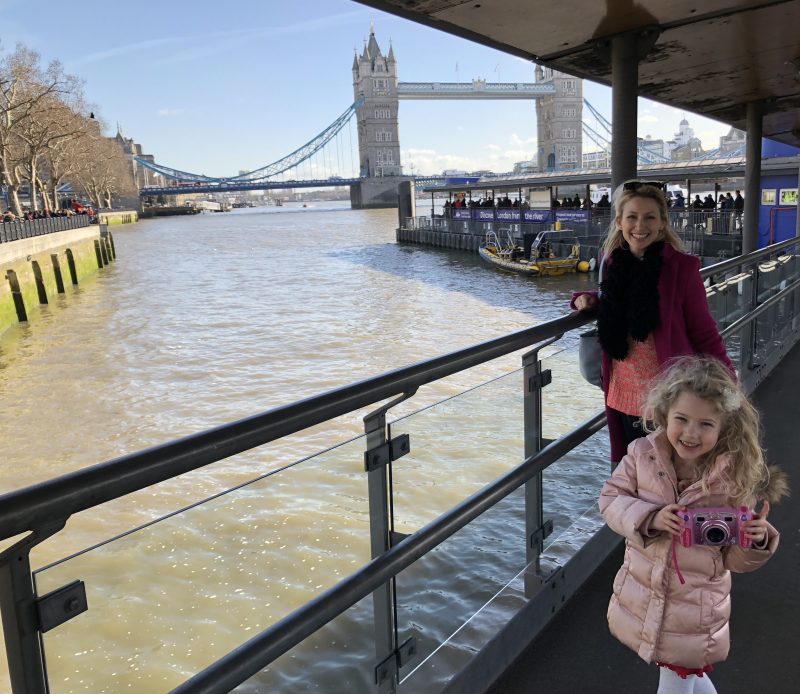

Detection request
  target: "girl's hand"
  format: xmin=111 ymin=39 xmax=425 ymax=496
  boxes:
xmin=574 ymin=294 xmax=598 ymax=311
xmin=743 ymin=500 xmax=771 ymax=546
xmin=653 ymin=504 xmax=685 ymax=536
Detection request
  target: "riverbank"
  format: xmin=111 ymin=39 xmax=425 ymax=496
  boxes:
xmin=0 ymin=224 xmax=116 ymax=337
xmin=97 ymin=209 xmax=139 ymax=225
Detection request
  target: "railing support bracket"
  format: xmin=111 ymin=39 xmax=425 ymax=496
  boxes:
xmin=37 ymin=580 xmax=88 ymax=633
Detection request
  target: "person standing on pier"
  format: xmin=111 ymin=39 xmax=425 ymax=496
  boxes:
xmin=599 ymin=356 xmax=787 ymax=693
xmin=571 ymin=180 xmax=733 ymax=462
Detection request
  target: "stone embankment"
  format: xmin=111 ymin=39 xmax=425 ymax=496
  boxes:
xmin=0 ymin=211 xmax=136 ymax=336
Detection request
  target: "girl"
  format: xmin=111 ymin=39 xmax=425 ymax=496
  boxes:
xmin=599 ymin=356 xmax=789 ymax=693
xmin=572 ymin=180 xmax=733 ymax=463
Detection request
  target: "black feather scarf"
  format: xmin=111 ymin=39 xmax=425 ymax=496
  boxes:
xmin=597 ymin=241 xmax=664 ymax=361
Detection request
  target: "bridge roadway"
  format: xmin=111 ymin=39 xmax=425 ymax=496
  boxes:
xmin=485 ymin=342 xmax=800 ymax=693
xmin=139 ymin=177 xmax=361 ymax=197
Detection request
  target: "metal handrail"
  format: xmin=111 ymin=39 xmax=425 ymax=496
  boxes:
xmin=699 ymin=235 xmax=798 ymax=278
xmin=172 ymin=411 xmax=607 ymax=694
xmin=0 ymin=312 xmax=592 ymax=541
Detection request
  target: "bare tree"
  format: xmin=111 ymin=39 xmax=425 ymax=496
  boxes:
xmin=0 ymin=44 xmax=82 ymax=214
xmin=38 ymin=103 xmax=96 ymax=210
xmin=71 ymin=126 xmax=135 ymax=209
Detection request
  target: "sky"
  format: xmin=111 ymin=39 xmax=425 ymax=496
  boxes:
xmin=0 ymin=0 xmax=734 ymax=178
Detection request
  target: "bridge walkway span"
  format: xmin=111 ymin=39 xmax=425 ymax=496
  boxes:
xmin=484 ymin=342 xmax=800 ymax=694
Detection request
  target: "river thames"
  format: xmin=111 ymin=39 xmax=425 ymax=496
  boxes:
xmin=0 ymin=202 xmax=608 ymax=691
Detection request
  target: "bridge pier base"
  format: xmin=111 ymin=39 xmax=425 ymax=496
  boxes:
xmin=351 ymin=177 xmax=411 ymax=209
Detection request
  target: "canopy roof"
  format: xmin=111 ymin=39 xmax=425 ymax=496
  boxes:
xmin=355 ymin=1 xmax=800 ymax=148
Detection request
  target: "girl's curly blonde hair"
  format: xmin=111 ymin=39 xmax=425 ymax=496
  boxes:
xmin=644 ymin=356 xmax=789 ymax=506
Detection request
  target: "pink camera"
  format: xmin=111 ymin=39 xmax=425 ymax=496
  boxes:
xmin=679 ymin=506 xmax=752 ymax=548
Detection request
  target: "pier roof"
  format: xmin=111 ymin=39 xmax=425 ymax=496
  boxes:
xmin=421 ymin=154 xmax=800 ymax=193
xmin=354 ymin=1 xmax=800 ymax=149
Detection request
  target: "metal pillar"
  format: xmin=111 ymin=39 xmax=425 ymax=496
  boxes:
xmin=611 ymin=34 xmax=639 ymax=192
xmin=0 ymin=522 xmax=66 ymax=693
xmin=743 ymin=101 xmax=763 ymax=253
xmin=522 ymin=339 xmax=557 ymax=597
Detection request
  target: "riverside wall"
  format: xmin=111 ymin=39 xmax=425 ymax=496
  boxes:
xmin=0 ymin=224 xmax=117 ymax=337
xmin=96 ymin=209 xmax=139 ymax=225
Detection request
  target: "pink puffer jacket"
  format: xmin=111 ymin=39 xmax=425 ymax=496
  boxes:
xmin=599 ymin=431 xmax=779 ymax=668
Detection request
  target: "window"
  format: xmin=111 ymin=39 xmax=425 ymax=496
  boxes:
xmin=377 ymin=149 xmax=394 ymax=163
xmin=562 ymin=79 xmax=576 ymax=93
xmin=373 ymin=78 xmax=388 ymax=94
xmin=374 ymin=107 xmax=391 ymax=119
xmin=562 ymin=107 xmax=577 ymax=118
xmin=375 ymin=131 xmax=392 ymax=142
xmin=558 ymin=144 xmax=578 ymax=162
xmin=562 ymin=128 xmax=577 ymax=139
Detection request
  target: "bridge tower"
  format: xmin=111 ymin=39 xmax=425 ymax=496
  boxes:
xmin=350 ymin=27 xmax=408 ymax=208
xmin=535 ymin=66 xmax=583 ymax=172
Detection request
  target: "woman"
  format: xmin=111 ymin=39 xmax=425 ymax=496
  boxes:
xmin=573 ymin=180 xmax=733 ymax=462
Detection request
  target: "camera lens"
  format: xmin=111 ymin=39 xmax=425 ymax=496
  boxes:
xmin=705 ymin=526 xmax=727 ymax=544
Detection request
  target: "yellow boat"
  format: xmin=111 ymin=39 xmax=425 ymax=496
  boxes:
xmin=479 ymin=229 xmax=581 ymax=277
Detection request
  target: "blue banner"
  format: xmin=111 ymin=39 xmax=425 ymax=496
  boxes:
xmin=555 ymin=210 xmax=589 ymax=223
xmin=496 ymin=209 xmax=521 ymax=221
xmin=475 ymin=209 xmax=496 ymax=221
xmin=452 ymin=209 xmax=472 ymax=220
xmin=523 ymin=210 xmax=552 ymax=223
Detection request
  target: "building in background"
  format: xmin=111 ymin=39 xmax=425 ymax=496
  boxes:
xmin=535 ymin=66 xmax=583 ymax=172
xmin=352 ymin=28 xmax=402 ymax=178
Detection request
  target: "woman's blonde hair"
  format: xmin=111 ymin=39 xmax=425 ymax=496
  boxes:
xmin=644 ymin=356 xmax=788 ymax=505
xmin=601 ymin=181 xmax=683 ymax=257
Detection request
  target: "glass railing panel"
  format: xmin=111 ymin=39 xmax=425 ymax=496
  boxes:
xmin=388 ymin=369 xmax=525 ymax=531
xmin=540 ymin=429 xmax=610 ymax=549
xmin=389 ymin=349 xmax=608 ymax=689
xmin=394 ymin=485 xmax=527 ymax=691
xmin=234 ymin=592 xmax=376 ymax=693
xmin=539 ymin=346 xmax=606 ymax=438
xmin=706 ymin=268 xmax=753 ymax=330
xmin=387 ymin=369 xmax=525 ymax=686
xmin=34 ymin=436 xmax=371 ymax=693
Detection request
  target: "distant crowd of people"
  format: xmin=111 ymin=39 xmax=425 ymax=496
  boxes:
xmin=441 ymin=189 xmax=746 ymax=233
xmin=444 ymin=195 xmax=531 ymax=213
xmin=2 ymin=199 xmax=97 ymax=224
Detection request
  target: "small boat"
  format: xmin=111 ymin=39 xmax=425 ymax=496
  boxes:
xmin=479 ymin=229 xmax=581 ymax=277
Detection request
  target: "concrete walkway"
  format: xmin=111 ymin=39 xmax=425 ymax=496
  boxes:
xmin=488 ymin=343 xmax=800 ymax=693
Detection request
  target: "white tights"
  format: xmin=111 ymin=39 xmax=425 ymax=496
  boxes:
xmin=657 ymin=667 xmax=718 ymax=694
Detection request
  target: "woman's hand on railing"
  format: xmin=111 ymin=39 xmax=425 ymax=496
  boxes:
xmin=574 ymin=294 xmax=598 ymax=311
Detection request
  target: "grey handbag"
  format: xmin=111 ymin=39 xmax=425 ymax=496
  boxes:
xmin=578 ymin=259 xmax=603 ymax=388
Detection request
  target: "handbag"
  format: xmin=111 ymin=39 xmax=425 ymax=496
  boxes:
xmin=579 ymin=328 xmax=603 ymax=387
xmin=578 ymin=258 xmax=604 ymax=388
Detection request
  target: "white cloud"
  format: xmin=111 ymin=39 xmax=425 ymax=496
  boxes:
xmin=487 ymin=144 xmax=501 ymax=151
xmin=157 ymin=108 xmax=184 ymax=117
xmin=639 ymin=115 xmax=659 ymax=124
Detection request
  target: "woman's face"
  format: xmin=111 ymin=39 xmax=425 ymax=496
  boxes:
xmin=616 ymin=196 xmax=665 ymax=258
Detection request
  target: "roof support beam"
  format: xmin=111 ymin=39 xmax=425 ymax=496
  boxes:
xmin=610 ymin=33 xmax=639 ymax=192
xmin=744 ymin=101 xmax=764 ymax=254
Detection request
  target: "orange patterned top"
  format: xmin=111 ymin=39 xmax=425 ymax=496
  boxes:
xmin=606 ymin=335 xmax=660 ymax=416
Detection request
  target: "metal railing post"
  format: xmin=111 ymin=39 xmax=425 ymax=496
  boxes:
xmin=362 ymin=390 xmax=415 ymax=691
xmin=522 ymin=338 xmax=559 ymax=597
xmin=364 ymin=409 xmax=396 ymax=693
xmin=0 ymin=521 xmax=66 ymax=693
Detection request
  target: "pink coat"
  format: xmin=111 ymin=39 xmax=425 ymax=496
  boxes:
xmin=572 ymin=244 xmax=734 ymax=461
xmin=599 ymin=431 xmax=779 ymax=668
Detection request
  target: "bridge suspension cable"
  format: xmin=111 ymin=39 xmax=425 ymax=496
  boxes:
xmin=135 ymin=96 xmax=365 ymax=183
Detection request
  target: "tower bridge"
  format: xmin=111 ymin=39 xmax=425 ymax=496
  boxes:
xmin=135 ymin=26 xmax=702 ymax=209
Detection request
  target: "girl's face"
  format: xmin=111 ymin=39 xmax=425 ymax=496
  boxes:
xmin=666 ymin=392 xmax=722 ymax=465
xmin=616 ymin=196 xmax=665 ymax=258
